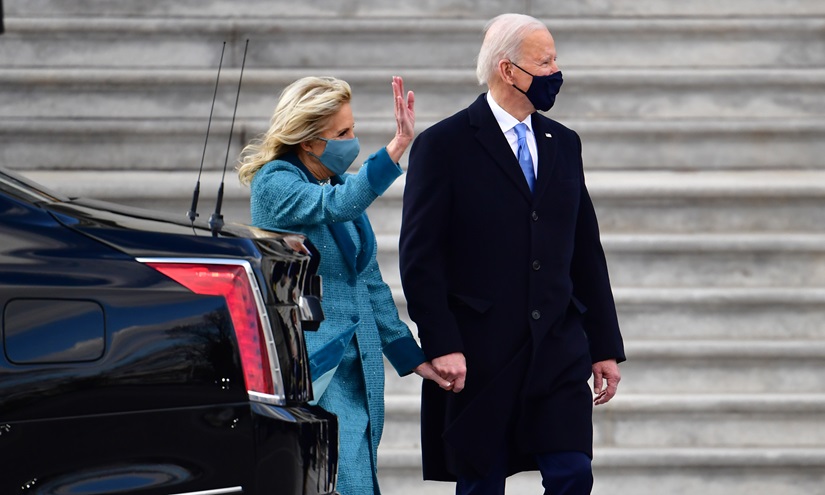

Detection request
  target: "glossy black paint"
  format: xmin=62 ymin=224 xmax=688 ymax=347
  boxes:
xmin=5 ymin=298 xmax=106 ymax=363
xmin=3 ymin=403 xmax=336 ymax=495
xmin=0 ymin=168 xmax=336 ymax=495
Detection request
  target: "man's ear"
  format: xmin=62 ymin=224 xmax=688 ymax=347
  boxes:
xmin=498 ymin=59 xmax=516 ymax=85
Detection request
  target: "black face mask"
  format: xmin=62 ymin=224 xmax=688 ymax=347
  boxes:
xmin=510 ymin=61 xmax=564 ymax=112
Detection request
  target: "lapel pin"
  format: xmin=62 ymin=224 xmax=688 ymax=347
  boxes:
xmin=545 ymin=133 xmax=552 ymax=138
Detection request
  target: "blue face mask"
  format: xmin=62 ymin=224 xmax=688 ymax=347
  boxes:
xmin=510 ymin=61 xmax=564 ymax=112
xmin=309 ymin=137 xmax=360 ymax=176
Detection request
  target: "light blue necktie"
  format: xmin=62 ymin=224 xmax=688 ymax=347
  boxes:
xmin=514 ymin=123 xmax=535 ymax=193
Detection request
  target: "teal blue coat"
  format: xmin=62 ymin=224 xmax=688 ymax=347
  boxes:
xmin=250 ymin=147 xmax=425 ymax=495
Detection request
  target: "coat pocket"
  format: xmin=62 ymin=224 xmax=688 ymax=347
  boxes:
xmin=308 ymin=320 xmax=359 ymax=405
xmin=570 ymin=294 xmax=588 ymax=314
xmin=448 ymin=292 xmax=493 ymax=314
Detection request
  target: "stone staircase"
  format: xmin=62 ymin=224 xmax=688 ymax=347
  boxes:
xmin=3 ymin=1 xmax=825 ymax=494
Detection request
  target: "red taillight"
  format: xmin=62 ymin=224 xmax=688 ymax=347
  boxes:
xmin=146 ymin=262 xmax=274 ymax=396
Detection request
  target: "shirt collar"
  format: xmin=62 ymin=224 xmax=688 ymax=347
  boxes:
xmin=486 ymin=92 xmax=534 ymax=135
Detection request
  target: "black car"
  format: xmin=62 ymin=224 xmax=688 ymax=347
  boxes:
xmin=0 ymin=168 xmax=338 ymax=495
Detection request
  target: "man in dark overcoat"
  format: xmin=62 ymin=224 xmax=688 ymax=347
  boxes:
xmin=399 ymin=13 xmax=626 ymax=495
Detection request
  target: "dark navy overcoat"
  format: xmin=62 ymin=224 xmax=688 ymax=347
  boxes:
xmin=399 ymin=94 xmax=626 ymax=480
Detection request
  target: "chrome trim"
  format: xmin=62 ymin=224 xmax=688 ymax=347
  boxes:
xmin=293 ymin=258 xmax=306 ymax=301
xmin=168 ymin=487 xmax=243 ymax=495
xmin=248 ymin=390 xmax=286 ymax=406
xmin=137 ymin=257 xmax=285 ymax=405
xmin=297 ymin=295 xmax=313 ymax=322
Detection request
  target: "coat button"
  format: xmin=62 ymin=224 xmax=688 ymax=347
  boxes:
xmin=531 ymin=211 xmax=539 ymax=221
xmin=351 ymin=316 xmax=359 ymax=323
xmin=531 ymin=310 xmax=541 ymax=320
xmin=532 ymin=260 xmax=541 ymax=270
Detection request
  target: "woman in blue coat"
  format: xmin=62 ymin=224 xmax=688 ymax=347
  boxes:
xmin=237 ymin=76 xmax=449 ymax=494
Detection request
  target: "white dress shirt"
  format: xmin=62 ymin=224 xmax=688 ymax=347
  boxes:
xmin=485 ymin=92 xmax=539 ymax=178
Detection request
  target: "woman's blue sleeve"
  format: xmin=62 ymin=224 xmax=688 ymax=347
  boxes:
xmin=363 ymin=235 xmax=426 ymax=376
xmin=251 ymin=148 xmax=402 ymax=230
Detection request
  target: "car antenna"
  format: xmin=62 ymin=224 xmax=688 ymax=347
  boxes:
xmin=209 ymin=38 xmax=249 ymax=238
xmin=188 ymin=41 xmax=226 ymax=226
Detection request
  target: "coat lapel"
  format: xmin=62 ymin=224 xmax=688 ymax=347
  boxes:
xmin=531 ymin=113 xmax=558 ymax=200
xmin=468 ymin=95 xmax=533 ymax=203
xmin=279 ymin=153 xmax=372 ymax=278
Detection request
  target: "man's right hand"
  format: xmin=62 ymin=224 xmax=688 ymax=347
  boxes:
xmin=432 ymin=352 xmax=467 ymax=393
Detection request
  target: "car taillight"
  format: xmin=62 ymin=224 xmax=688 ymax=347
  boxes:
xmin=142 ymin=260 xmax=284 ymax=403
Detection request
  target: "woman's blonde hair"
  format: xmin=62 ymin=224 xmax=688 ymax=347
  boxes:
xmin=237 ymin=76 xmax=352 ymax=185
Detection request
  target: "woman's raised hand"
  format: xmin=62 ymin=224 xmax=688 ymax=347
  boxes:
xmin=386 ymin=76 xmax=415 ymax=163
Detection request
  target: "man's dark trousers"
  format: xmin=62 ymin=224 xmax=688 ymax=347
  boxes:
xmin=456 ymin=450 xmax=593 ymax=495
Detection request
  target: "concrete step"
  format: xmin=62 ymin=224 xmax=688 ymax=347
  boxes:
xmin=4 ymin=17 xmax=825 ymax=69
xmin=594 ymin=340 xmax=825 ymax=395
xmin=20 ymin=172 xmax=825 ymax=295
xmin=0 ymin=118 xmax=395 ymax=172
xmin=387 ymin=286 xmax=825 ymax=342
xmin=11 ymin=168 xmax=825 ymax=342
xmin=376 ymin=232 xmax=825 ymax=288
xmin=602 ymin=233 xmax=825 ymax=288
xmin=9 ymin=0 xmax=825 ymax=18
xmin=4 ymin=68 xmax=825 ymax=121
xmin=529 ymin=0 xmax=825 ymax=18
xmin=587 ymin=171 xmax=825 ymax=234
xmin=384 ymin=340 xmax=825 ymax=395
xmin=381 ymin=393 xmax=825 ymax=450
xmin=18 ymin=169 xmax=253 ymax=227
xmin=377 ymin=447 xmax=825 ymax=495
xmin=15 ymin=168 xmax=825 ymax=343
xmin=603 ymin=287 xmax=825 ymax=341
xmin=546 ymin=118 xmax=825 ymax=170
xmin=16 ymin=169 xmax=825 ymax=236
xmin=369 ymin=170 xmax=825 ymax=235
xmin=4 ymin=117 xmax=824 ymax=171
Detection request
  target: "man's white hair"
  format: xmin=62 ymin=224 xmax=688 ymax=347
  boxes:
xmin=476 ymin=13 xmax=548 ymax=86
